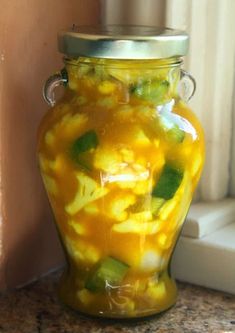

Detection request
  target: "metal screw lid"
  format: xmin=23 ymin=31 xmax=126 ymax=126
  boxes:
xmin=58 ymin=25 xmax=189 ymax=60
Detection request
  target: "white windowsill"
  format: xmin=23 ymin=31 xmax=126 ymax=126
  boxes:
xmin=171 ymin=199 xmax=235 ymax=295
xmin=181 ymin=199 xmax=235 ymax=238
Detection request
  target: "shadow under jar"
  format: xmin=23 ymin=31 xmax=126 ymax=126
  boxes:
xmin=38 ymin=25 xmax=205 ymax=318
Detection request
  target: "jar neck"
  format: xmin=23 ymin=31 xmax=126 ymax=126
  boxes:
xmin=64 ymin=57 xmax=183 ymax=105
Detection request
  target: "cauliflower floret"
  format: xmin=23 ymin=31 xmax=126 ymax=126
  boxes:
xmin=98 ymin=80 xmax=116 ymax=94
xmin=102 ymin=162 xmax=149 ymax=184
xmin=154 ymin=139 xmax=160 ymax=148
xmin=112 ymin=211 xmax=163 ymax=235
xmin=94 ymin=145 xmax=152 ymax=195
xmin=132 ymin=127 xmax=151 ymax=146
xmin=114 ymin=180 xmax=136 ymax=189
xmin=77 ymin=289 xmax=95 ymax=306
xmin=44 ymin=112 xmax=88 ymax=148
xmin=106 ymin=193 xmax=136 ymax=221
xmin=44 ymin=131 xmax=55 ymax=147
xmin=99 ymin=157 xmax=150 ymax=194
xmin=68 ymin=220 xmax=86 ymax=235
xmin=132 ymin=180 xmax=151 ymax=195
xmin=48 ymin=154 xmax=67 ymax=176
xmin=39 ymin=154 xmax=68 ymax=176
xmin=83 ymin=203 xmax=99 ymax=215
xmin=157 ymin=232 xmax=172 ymax=250
xmin=94 ymin=145 xmax=150 ymax=187
xmin=120 ymin=126 xmax=150 ymax=146
xmin=112 ymin=220 xmax=160 ymax=235
xmin=146 ymin=280 xmax=167 ymax=301
xmin=120 ymin=148 xmax=135 ymax=163
xmin=65 ymin=172 xmax=109 ymax=215
xmin=59 ymin=112 xmax=88 ymax=135
xmin=61 ymin=113 xmax=88 ymax=138
xmin=113 ymin=168 xmax=150 ymax=191
xmin=140 ymin=250 xmax=164 ymax=272
xmin=65 ymin=237 xmax=100 ymax=264
xmin=94 ymin=147 xmax=122 ymax=173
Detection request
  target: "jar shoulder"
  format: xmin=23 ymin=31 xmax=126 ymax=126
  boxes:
xmin=38 ymin=98 xmax=204 ymax=152
xmin=172 ymin=101 xmax=205 ymax=142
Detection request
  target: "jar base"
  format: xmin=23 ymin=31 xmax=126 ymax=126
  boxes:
xmin=59 ymin=297 xmax=177 ymax=320
xmin=57 ymin=270 xmax=178 ymax=319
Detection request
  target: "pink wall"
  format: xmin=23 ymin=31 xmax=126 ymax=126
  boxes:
xmin=0 ymin=0 xmax=100 ymax=289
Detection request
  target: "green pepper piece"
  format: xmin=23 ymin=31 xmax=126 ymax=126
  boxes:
xmin=70 ymin=130 xmax=99 ymax=170
xmin=131 ymin=80 xmax=169 ymax=104
xmin=152 ymin=164 xmax=184 ymax=200
xmin=85 ymin=256 xmax=129 ymax=292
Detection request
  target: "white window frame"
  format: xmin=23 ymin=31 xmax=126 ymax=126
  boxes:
xmin=101 ymin=0 xmax=235 ymax=294
xmin=166 ymin=0 xmax=235 ymax=294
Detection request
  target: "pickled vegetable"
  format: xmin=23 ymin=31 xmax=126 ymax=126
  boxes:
xmin=85 ymin=257 xmax=129 ymax=292
xmin=71 ymin=130 xmax=99 ymax=156
xmin=65 ymin=172 xmax=108 ymax=215
xmin=38 ymin=57 xmax=204 ymax=318
xmin=152 ymin=164 xmax=184 ymax=200
xmin=131 ymin=79 xmax=170 ymax=104
xmin=70 ymin=130 xmax=99 ymax=170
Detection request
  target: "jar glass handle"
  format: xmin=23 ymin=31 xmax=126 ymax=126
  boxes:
xmin=43 ymin=69 xmax=68 ymax=106
xmin=178 ymin=69 xmax=196 ymax=102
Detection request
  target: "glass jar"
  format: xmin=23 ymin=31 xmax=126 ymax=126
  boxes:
xmin=38 ymin=25 xmax=205 ymax=318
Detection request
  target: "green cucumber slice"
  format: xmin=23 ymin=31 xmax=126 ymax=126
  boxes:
xmin=131 ymin=80 xmax=169 ymax=104
xmin=85 ymin=256 xmax=129 ymax=292
xmin=71 ymin=130 xmax=98 ymax=155
xmin=152 ymin=164 xmax=184 ymax=200
xmin=70 ymin=130 xmax=99 ymax=169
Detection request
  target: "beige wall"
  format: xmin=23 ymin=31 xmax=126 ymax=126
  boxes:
xmin=0 ymin=0 xmax=100 ymax=289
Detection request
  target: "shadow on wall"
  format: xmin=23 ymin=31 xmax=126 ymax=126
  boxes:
xmin=0 ymin=0 xmax=100 ymax=290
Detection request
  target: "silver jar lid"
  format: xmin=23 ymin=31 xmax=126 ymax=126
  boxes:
xmin=58 ymin=25 xmax=189 ymax=60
